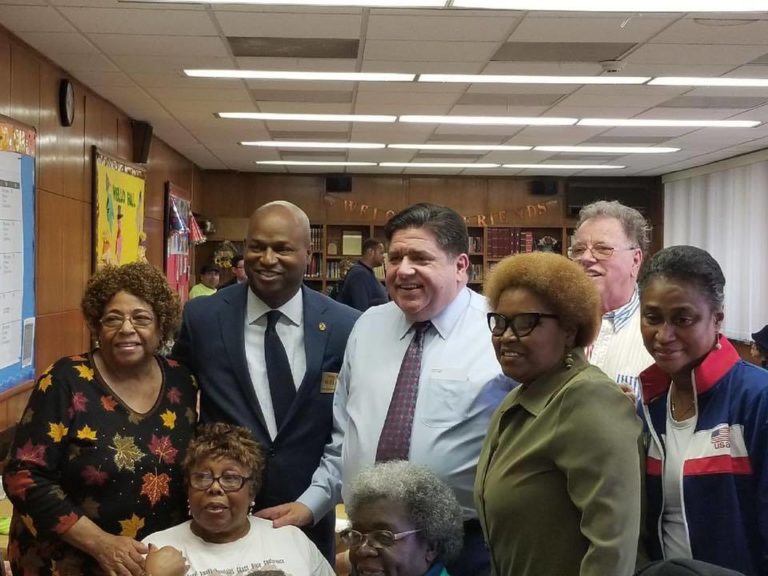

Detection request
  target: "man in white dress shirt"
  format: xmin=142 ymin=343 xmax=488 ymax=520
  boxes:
xmin=258 ymin=203 xmax=514 ymax=576
xmin=570 ymin=200 xmax=654 ymax=399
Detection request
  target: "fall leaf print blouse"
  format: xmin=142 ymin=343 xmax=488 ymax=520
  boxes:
xmin=3 ymin=352 xmax=198 ymax=575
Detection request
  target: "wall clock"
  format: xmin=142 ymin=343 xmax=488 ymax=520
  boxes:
xmin=58 ymin=79 xmax=75 ymax=127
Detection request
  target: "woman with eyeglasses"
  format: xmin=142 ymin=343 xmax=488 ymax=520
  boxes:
xmin=341 ymin=460 xmax=464 ymax=576
xmin=143 ymin=422 xmax=335 ymax=576
xmin=474 ymin=251 xmax=643 ymax=576
xmin=3 ymin=262 xmax=198 ymax=576
xmin=638 ymin=246 xmax=768 ymax=575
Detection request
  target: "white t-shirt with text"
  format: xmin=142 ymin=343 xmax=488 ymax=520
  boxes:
xmin=143 ymin=516 xmax=334 ymax=576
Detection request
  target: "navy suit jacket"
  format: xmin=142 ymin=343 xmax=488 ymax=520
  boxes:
xmin=172 ymin=283 xmax=360 ymax=559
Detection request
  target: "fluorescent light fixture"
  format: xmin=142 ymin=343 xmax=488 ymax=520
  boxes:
xmin=218 ymin=112 xmax=396 ymax=123
xmin=503 ymin=164 xmax=625 ymax=170
xmin=579 ymin=118 xmax=760 ymax=128
xmin=242 ymin=141 xmax=385 ymax=149
xmin=535 ymin=145 xmax=679 ymax=154
xmin=418 ymin=74 xmax=650 ymax=85
xmin=186 ymin=70 xmax=415 ymax=82
xmin=380 ymin=162 xmax=500 ymax=168
xmin=399 ymin=115 xmax=577 ymax=126
xmin=133 ymin=0 xmax=443 ymax=4
xmin=389 ymin=144 xmax=532 ymax=151
xmin=650 ymin=77 xmax=768 ymax=87
xmin=452 ymin=0 xmax=767 ymax=11
xmin=256 ymin=161 xmax=376 ymax=166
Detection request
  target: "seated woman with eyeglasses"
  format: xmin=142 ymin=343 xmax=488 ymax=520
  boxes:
xmin=143 ymin=422 xmax=335 ymax=576
xmin=3 ymin=262 xmax=197 ymax=575
xmin=341 ymin=460 xmax=464 ymax=576
xmin=475 ymin=252 xmax=643 ymax=576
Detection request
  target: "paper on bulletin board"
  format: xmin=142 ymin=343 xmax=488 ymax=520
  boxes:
xmin=165 ymin=183 xmax=192 ymax=305
xmin=94 ymin=149 xmax=146 ymax=269
xmin=0 ymin=116 xmax=36 ymax=391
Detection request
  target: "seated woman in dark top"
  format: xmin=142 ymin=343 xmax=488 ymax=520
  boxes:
xmin=3 ymin=262 xmax=197 ymax=575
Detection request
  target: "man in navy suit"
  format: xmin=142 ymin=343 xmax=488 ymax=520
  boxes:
xmin=172 ymin=201 xmax=359 ymax=561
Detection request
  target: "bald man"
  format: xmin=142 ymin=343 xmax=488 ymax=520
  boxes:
xmin=172 ymin=201 xmax=360 ymax=561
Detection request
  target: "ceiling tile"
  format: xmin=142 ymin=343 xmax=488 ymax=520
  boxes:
xmin=52 ymin=53 xmax=120 ymax=74
xmin=90 ymin=34 xmax=228 ymax=57
xmin=228 ymin=37 xmax=358 ymax=59
xmin=16 ymin=31 xmax=100 ymax=54
xmin=651 ymin=18 xmax=768 ymax=45
xmin=629 ymin=43 xmax=768 ymax=65
xmin=658 ymin=95 xmax=768 ymax=109
xmin=355 ymin=91 xmax=459 ymax=107
xmin=364 ymin=40 xmax=497 ymax=63
xmin=584 ymin=135 xmax=672 ymax=144
xmin=510 ymin=15 xmax=675 ymax=43
xmin=250 ymin=89 xmax=351 ymax=103
xmin=214 ymin=10 xmax=361 ymax=38
xmin=492 ymin=42 xmax=635 ymax=62
xmin=366 ymin=13 xmax=518 ymax=42
xmin=0 ymin=6 xmax=75 ymax=31
xmin=59 ymin=7 xmax=217 ymax=35
xmin=455 ymin=93 xmax=564 ymax=106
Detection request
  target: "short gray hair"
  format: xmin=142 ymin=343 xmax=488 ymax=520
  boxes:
xmin=577 ymin=200 xmax=651 ymax=252
xmin=346 ymin=461 xmax=464 ymax=564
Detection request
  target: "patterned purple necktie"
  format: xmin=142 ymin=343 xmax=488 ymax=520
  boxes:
xmin=376 ymin=321 xmax=431 ymax=462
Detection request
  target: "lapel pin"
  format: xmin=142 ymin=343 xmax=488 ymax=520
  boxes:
xmin=319 ymin=322 xmax=327 ymax=332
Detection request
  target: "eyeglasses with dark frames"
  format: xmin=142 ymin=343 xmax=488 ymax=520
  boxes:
xmin=339 ymin=528 xmax=422 ymax=549
xmin=487 ymin=312 xmax=560 ymax=339
xmin=189 ymin=472 xmax=252 ymax=493
xmin=567 ymin=243 xmax=638 ymax=261
xmin=99 ymin=312 xmax=155 ymax=330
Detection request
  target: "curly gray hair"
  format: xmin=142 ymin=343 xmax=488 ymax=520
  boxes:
xmin=346 ymin=461 xmax=464 ymax=564
xmin=577 ymin=200 xmax=651 ymax=253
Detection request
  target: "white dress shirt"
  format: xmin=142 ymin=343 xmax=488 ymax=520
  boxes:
xmin=244 ymin=288 xmax=306 ymax=440
xmin=298 ymin=287 xmax=515 ymax=521
xmin=588 ymin=288 xmax=654 ymax=400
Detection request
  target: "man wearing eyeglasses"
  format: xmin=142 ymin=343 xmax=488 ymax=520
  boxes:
xmin=570 ymin=200 xmax=654 ymax=399
xmin=258 ymin=203 xmax=514 ymax=576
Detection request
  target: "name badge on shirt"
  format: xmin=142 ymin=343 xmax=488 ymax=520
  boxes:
xmin=321 ymin=372 xmax=338 ymax=394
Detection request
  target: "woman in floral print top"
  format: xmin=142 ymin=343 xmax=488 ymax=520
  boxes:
xmin=3 ymin=262 xmax=197 ymax=576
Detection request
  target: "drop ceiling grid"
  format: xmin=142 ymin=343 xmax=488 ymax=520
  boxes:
xmin=2 ymin=7 xmax=768 ymax=172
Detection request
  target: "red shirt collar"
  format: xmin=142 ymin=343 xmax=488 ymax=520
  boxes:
xmin=640 ymin=334 xmax=740 ymax=403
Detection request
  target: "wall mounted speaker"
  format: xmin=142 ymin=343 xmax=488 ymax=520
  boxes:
xmin=531 ymin=180 xmax=558 ymax=196
xmin=326 ymin=174 xmax=352 ymax=193
xmin=131 ymin=120 xmax=153 ymax=164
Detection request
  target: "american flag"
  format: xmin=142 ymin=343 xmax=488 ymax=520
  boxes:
xmin=711 ymin=426 xmax=730 ymax=445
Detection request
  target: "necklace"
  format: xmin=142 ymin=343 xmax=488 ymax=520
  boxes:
xmin=671 ymin=398 xmax=695 ymax=420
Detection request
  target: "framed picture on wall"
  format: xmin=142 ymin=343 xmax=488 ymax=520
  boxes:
xmin=164 ymin=182 xmax=192 ymax=305
xmin=92 ymin=147 xmax=147 ymax=270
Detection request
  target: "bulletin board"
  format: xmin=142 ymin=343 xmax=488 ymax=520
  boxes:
xmin=0 ymin=118 xmax=36 ymax=392
xmin=164 ymin=183 xmax=191 ymax=305
xmin=93 ymin=147 xmax=146 ymax=269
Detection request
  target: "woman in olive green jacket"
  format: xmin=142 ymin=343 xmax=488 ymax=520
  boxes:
xmin=475 ymin=252 xmax=643 ymax=576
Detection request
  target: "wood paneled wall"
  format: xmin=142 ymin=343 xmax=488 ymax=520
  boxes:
xmin=0 ymin=25 xmax=199 ymax=432
xmin=194 ymin=171 xmax=663 ymax=285
xmin=196 ymin=172 xmax=662 ymax=237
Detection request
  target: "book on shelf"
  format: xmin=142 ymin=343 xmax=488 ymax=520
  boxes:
xmin=310 ymin=226 xmax=323 ymax=250
xmin=304 ymin=253 xmax=322 ymax=279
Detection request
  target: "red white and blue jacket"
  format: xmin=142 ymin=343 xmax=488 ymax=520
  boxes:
xmin=640 ymin=336 xmax=768 ymax=576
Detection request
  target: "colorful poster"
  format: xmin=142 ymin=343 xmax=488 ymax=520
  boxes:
xmin=165 ymin=183 xmax=191 ymax=305
xmin=93 ymin=148 xmax=146 ymax=269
